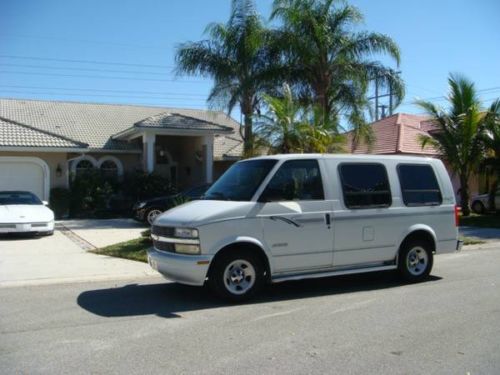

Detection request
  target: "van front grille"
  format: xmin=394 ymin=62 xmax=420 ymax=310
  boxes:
xmin=151 ymin=225 xmax=175 ymax=237
xmin=153 ymin=241 xmax=175 ymax=253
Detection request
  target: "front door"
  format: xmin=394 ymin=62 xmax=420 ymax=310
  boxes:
xmin=256 ymin=160 xmax=333 ymax=273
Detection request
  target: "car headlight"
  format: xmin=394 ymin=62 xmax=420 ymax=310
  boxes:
xmin=174 ymin=244 xmax=200 ymax=254
xmin=174 ymin=227 xmax=199 ymax=238
xmin=136 ymin=202 xmax=147 ymax=209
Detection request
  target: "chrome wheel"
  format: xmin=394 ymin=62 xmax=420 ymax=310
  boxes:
xmin=406 ymin=246 xmax=429 ymax=276
xmin=147 ymin=209 xmax=162 ymax=225
xmin=223 ymin=259 xmax=256 ymax=295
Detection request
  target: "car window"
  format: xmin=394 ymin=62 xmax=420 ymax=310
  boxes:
xmin=0 ymin=191 xmax=42 ymax=205
xmin=184 ymin=185 xmax=209 ymax=198
xmin=260 ymin=159 xmax=324 ymax=202
xmin=339 ymin=163 xmax=391 ymax=209
xmin=397 ymin=164 xmax=442 ymax=206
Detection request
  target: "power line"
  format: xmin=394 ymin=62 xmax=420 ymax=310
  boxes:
xmin=0 ymin=89 xmax=209 ymax=102
xmin=0 ymin=70 xmax=207 ymax=84
xmin=0 ymin=85 xmax=208 ymax=97
xmin=0 ymin=54 xmax=176 ymax=69
xmin=0 ymin=63 xmax=189 ymax=77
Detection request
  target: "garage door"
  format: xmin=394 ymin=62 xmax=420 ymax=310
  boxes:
xmin=0 ymin=157 xmax=50 ymax=201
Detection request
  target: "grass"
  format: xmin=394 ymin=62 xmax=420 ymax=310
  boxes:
xmin=459 ymin=213 xmax=500 ymax=229
xmin=459 ymin=236 xmax=486 ymax=246
xmin=91 ymin=235 xmax=151 ymax=263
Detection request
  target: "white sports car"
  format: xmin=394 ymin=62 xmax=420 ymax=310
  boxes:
xmin=0 ymin=191 xmax=55 ymax=235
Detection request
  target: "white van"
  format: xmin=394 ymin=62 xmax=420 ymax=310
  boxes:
xmin=148 ymin=154 xmax=462 ymax=301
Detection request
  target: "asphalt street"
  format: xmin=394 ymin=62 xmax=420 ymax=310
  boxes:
xmin=1 ymin=246 xmax=499 ymax=375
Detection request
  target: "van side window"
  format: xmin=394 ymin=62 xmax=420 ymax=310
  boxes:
xmin=397 ymin=164 xmax=442 ymax=206
xmin=339 ymin=163 xmax=391 ymax=209
xmin=260 ymin=160 xmax=324 ymax=202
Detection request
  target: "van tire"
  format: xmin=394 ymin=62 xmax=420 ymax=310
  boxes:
xmin=398 ymin=240 xmax=433 ymax=282
xmin=208 ymin=250 xmax=264 ymax=302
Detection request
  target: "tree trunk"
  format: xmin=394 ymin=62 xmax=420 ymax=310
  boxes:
xmin=243 ymin=111 xmax=253 ymax=157
xmin=459 ymin=173 xmax=471 ymax=217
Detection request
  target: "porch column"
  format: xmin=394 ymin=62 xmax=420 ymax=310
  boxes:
xmin=143 ymin=132 xmax=155 ymax=174
xmin=203 ymin=135 xmax=214 ymax=183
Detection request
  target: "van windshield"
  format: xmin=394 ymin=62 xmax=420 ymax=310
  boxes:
xmin=203 ymin=159 xmax=278 ymax=201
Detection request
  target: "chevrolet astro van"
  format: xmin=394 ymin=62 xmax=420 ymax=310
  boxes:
xmin=148 ymin=154 xmax=462 ymax=301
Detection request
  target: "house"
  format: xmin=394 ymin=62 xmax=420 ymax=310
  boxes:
xmin=347 ymin=113 xmax=481 ymax=198
xmin=0 ymin=98 xmax=243 ymax=200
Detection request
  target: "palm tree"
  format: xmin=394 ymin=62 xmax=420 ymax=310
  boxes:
xmin=255 ymin=84 xmax=345 ymax=153
xmin=479 ymin=99 xmax=500 ymax=210
xmin=175 ymin=0 xmax=280 ymax=155
xmin=416 ymin=74 xmax=488 ymax=216
xmin=271 ymin=0 xmax=404 ymax=142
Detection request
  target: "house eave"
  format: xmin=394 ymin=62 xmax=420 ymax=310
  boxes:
xmin=112 ymin=126 xmax=233 ymax=141
xmin=0 ymin=146 xmax=142 ymax=154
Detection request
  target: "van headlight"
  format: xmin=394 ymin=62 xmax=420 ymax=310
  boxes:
xmin=174 ymin=227 xmax=199 ymax=238
xmin=174 ymin=243 xmax=200 ymax=254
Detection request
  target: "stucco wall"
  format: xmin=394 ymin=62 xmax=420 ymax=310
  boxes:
xmin=0 ymin=151 xmax=69 ymax=189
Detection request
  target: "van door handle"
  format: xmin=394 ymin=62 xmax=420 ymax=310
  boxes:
xmin=325 ymin=213 xmax=331 ymax=228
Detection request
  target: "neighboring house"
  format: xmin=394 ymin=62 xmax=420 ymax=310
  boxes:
xmin=0 ymin=98 xmax=243 ymax=200
xmin=346 ymin=113 xmax=481 ymax=199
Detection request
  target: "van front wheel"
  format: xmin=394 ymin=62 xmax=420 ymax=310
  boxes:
xmin=398 ymin=240 xmax=433 ymax=282
xmin=208 ymin=250 xmax=264 ymax=302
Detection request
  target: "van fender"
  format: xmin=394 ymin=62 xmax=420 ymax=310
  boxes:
xmin=396 ymin=224 xmax=437 ymax=253
xmin=209 ymin=236 xmax=275 ymax=273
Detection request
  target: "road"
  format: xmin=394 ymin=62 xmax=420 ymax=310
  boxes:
xmin=1 ymin=246 xmax=500 ymax=375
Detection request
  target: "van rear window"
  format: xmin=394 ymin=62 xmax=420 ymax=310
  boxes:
xmin=339 ymin=163 xmax=392 ymax=209
xmin=397 ymin=164 xmax=442 ymax=206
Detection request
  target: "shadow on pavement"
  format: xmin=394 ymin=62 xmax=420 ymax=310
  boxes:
xmin=0 ymin=233 xmax=48 ymax=241
xmin=77 ymin=272 xmax=442 ymax=318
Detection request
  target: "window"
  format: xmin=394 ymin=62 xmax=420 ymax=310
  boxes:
xmin=398 ymin=164 xmax=442 ymax=206
xmin=339 ymin=163 xmax=391 ymax=209
xmin=260 ymin=160 xmax=324 ymax=202
xmin=204 ymin=159 xmax=277 ymax=201
xmin=75 ymin=159 xmax=95 ymax=176
xmin=100 ymin=160 xmax=118 ymax=179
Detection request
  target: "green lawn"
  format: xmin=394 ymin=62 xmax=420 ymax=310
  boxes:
xmin=91 ymin=236 xmax=151 ymax=263
xmin=459 ymin=213 xmax=500 ymax=229
xmin=459 ymin=236 xmax=486 ymax=246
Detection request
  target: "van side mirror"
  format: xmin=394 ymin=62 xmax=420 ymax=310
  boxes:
xmin=42 ymin=201 xmax=49 ymax=206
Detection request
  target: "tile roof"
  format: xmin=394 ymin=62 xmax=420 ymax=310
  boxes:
xmin=135 ymin=111 xmax=233 ymax=132
xmin=214 ymin=134 xmax=244 ymax=160
xmin=348 ymin=113 xmax=439 ymax=156
xmin=0 ymin=98 xmax=241 ymax=151
xmin=0 ymin=117 xmax=87 ymax=148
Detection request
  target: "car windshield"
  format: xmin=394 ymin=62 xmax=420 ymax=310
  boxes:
xmin=203 ymin=159 xmax=278 ymax=201
xmin=0 ymin=191 xmax=43 ymax=205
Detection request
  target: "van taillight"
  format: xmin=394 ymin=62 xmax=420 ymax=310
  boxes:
xmin=455 ymin=205 xmax=460 ymax=227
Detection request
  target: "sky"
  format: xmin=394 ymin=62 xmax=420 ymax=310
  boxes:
xmin=0 ymin=0 xmax=499 ymax=124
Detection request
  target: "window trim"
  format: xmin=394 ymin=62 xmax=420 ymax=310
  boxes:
xmin=397 ymin=163 xmax=443 ymax=207
xmin=258 ymin=159 xmax=325 ymax=202
xmin=338 ymin=162 xmax=392 ymax=209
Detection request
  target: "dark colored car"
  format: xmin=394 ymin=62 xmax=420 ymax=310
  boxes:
xmin=132 ymin=184 xmax=211 ymax=225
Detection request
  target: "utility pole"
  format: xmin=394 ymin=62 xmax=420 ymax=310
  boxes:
xmin=369 ymin=71 xmax=401 ymax=121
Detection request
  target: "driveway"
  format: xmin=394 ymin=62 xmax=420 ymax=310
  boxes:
xmin=0 ymin=223 xmax=156 ymax=288
xmin=58 ymin=218 xmax=147 ymax=248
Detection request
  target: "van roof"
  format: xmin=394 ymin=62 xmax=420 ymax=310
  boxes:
xmin=246 ymin=153 xmax=438 ymax=162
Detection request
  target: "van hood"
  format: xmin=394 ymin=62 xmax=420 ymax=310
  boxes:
xmin=154 ymin=200 xmax=256 ymax=227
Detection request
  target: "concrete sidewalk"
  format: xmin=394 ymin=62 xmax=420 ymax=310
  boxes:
xmin=0 ymin=231 xmax=157 ymax=288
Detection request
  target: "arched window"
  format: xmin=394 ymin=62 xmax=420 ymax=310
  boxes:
xmin=100 ymin=159 xmax=118 ymax=179
xmin=75 ymin=159 xmax=95 ymax=176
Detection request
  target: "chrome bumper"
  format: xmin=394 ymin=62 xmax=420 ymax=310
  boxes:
xmin=0 ymin=221 xmax=54 ymax=233
xmin=147 ymin=248 xmax=212 ymax=286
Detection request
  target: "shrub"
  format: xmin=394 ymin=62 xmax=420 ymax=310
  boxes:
xmin=69 ymin=170 xmax=117 ymax=217
xmin=49 ymin=187 xmax=71 ymax=219
xmin=123 ymin=172 xmax=176 ymax=200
